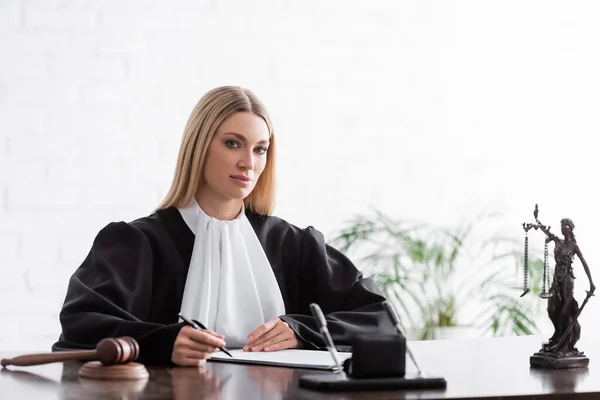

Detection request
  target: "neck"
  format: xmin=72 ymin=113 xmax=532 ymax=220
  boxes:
xmin=195 ymin=193 xmax=243 ymax=221
xmin=565 ymin=235 xmax=574 ymax=243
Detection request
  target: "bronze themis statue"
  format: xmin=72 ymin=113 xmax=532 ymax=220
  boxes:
xmin=521 ymin=204 xmax=595 ymax=369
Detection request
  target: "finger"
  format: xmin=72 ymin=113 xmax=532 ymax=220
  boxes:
xmin=185 ymin=327 xmax=226 ymax=348
xmin=251 ymin=329 xmax=294 ymax=352
xmin=264 ymin=338 xmax=297 ymax=352
xmin=249 ymin=332 xmax=285 ymax=352
xmin=204 ymin=329 xmax=225 ymax=339
xmin=175 ymin=336 xmax=219 ymax=354
xmin=244 ymin=323 xmax=282 ymax=350
xmin=245 ymin=323 xmax=287 ymax=351
xmin=174 ymin=348 xmax=213 ymax=361
xmin=251 ymin=320 xmax=293 ymax=348
xmin=246 ymin=318 xmax=278 ymax=344
xmin=173 ymin=338 xmax=218 ymax=353
xmin=179 ymin=326 xmax=225 ymax=348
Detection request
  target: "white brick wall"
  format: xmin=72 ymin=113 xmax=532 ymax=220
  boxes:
xmin=2 ymin=0 xmax=600 ymax=350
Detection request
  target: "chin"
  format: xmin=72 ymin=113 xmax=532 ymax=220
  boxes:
xmin=225 ymin=189 xmax=253 ymax=201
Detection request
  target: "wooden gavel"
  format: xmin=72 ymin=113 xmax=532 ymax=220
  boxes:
xmin=1 ymin=337 xmax=140 ymax=368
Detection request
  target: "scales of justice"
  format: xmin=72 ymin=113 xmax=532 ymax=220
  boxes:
xmin=521 ymin=204 xmax=596 ymax=369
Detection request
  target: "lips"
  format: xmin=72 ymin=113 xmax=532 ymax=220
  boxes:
xmin=230 ymin=175 xmax=251 ymax=182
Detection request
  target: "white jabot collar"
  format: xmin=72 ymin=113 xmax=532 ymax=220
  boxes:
xmin=177 ymin=199 xmax=286 ymax=347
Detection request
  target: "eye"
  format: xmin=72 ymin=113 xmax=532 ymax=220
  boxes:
xmin=225 ymin=140 xmax=240 ymax=148
xmin=255 ymin=146 xmax=268 ymax=155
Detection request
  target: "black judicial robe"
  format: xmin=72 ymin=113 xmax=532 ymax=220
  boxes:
xmin=52 ymin=207 xmax=395 ymax=365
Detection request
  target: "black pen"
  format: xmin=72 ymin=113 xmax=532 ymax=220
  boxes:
xmin=178 ymin=313 xmax=233 ymax=358
xmin=309 ymin=303 xmax=343 ymax=372
xmin=382 ymin=301 xmax=425 ymax=376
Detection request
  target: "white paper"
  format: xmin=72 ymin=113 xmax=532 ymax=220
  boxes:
xmin=209 ymin=349 xmax=353 ymax=370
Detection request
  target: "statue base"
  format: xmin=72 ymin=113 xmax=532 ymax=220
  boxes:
xmin=530 ymin=345 xmax=589 ymax=369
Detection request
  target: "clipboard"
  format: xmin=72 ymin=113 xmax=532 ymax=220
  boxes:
xmin=209 ymin=349 xmax=353 ymax=370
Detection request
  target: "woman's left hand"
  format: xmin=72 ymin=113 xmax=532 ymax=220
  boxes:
xmin=243 ymin=318 xmax=300 ymax=352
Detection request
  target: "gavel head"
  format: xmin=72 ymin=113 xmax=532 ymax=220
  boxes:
xmin=96 ymin=337 xmax=140 ymax=365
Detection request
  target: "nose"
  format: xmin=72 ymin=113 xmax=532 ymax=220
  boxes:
xmin=237 ymin=149 xmax=255 ymax=170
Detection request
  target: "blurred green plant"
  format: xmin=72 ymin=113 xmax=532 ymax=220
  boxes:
xmin=330 ymin=209 xmax=546 ymax=340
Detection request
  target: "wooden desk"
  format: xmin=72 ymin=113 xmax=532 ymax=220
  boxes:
xmin=1 ymin=336 xmax=599 ymax=399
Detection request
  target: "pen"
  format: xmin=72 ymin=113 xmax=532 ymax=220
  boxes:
xmin=382 ymin=301 xmax=426 ymax=376
xmin=178 ymin=313 xmax=233 ymax=358
xmin=309 ymin=303 xmax=343 ymax=372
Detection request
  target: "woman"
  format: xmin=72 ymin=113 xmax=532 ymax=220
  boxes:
xmin=539 ymin=218 xmax=595 ymax=354
xmin=53 ymin=86 xmax=394 ymax=366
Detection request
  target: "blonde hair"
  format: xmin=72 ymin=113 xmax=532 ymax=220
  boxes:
xmin=157 ymin=86 xmax=276 ymax=215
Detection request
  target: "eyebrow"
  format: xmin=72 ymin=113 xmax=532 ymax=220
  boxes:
xmin=222 ymin=132 xmax=270 ymax=145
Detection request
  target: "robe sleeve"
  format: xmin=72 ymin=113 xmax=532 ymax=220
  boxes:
xmin=279 ymin=226 xmax=396 ymax=351
xmin=52 ymin=222 xmax=183 ymax=365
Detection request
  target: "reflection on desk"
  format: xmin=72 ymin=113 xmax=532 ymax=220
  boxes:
xmin=201 ymin=362 xmax=295 ymax=400
xmin=169 ymin=366 xmax=225 ymax=400
xmin=530 ymin=367 xmax=590 ymax=393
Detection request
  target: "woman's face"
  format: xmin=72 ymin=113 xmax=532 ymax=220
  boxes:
xmin=561 ymin=222 xmax=573 ymax=237
xmin=201 ymin=112 xmax=270 ymax=203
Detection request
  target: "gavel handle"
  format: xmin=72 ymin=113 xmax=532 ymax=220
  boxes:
xmin=1 ymin=350 xmax=97 ymax=367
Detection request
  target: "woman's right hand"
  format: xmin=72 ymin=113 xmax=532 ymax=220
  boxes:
xmin=171 ymin=326 xmax=226 ymax=367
